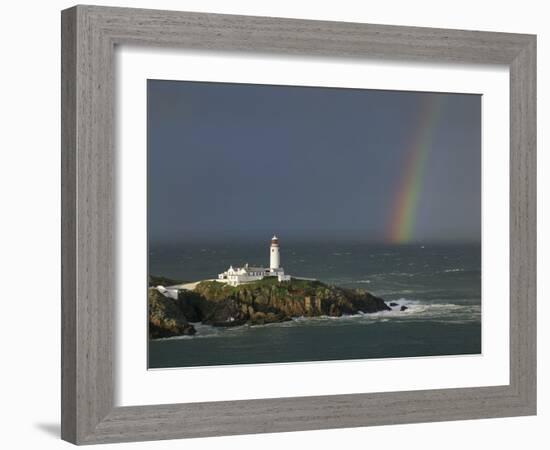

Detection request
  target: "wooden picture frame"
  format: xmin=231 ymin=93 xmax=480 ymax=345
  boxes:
xmin=61 ymin=5 xmax=536 ymax=444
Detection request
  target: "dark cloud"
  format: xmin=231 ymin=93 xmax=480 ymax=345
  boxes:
xmin=148 ymin=80 xmax=480 ymax=244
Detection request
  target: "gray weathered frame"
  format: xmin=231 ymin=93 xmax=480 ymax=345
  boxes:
xmin=61 ymin=4 xmax=536 ymax=445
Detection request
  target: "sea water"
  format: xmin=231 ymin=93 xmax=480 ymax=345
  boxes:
xmin=148 ymin=240 xmax=481 ymax=368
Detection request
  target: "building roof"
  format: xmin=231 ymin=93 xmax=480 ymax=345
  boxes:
xmin=243 ymin=266 xmax=268 ymax=272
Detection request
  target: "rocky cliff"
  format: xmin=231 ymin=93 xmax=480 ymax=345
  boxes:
xmin=148 ymin=288 xmax=196 ymax=338
xmin=148 ymin=277 xmax=390 ymax=338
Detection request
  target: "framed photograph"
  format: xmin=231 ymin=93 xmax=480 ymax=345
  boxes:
xmin=61 ymin=5 xmax=536 ymax=444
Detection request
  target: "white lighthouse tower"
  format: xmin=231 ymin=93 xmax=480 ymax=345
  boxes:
xmin=270 ymin=235 xmax=280 ymax=271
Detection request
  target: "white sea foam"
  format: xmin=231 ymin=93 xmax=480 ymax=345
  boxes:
xmin=157 ymin=322 xmax=251 ymax=340
xmin=158 ymin=298 xmax=481 ymax=340
xmin=367 ymin=272 xmax=416 ymax=278
xmin=381 ymin=298 xmax=481 ymax=322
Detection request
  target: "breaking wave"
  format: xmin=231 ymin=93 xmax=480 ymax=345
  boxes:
xmin=280 ymin=298 xmax=481 ymax=327
xmin=159 ymin=297 xmax=481 ymax=340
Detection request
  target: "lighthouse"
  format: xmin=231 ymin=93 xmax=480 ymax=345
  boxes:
xmin=217 ymin=235 xmax=293 ymax=285
xmin=270 ymin=235 xmax=280 ymax=270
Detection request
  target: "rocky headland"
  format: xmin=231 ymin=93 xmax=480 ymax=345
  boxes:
xmin=148 ymin=277 xmax=391 ymax=339
xmin=148 ymin=288 xmax=197 ymax=338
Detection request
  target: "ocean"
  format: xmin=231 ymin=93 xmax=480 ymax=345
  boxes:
xmin=148 ymin=240 xmax=481 ymax=368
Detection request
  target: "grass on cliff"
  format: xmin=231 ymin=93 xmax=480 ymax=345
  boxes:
xmin=196 ymin=277 xmax=326 ymax=297
xmin=148 ymin=274 xmax=185 ymax=287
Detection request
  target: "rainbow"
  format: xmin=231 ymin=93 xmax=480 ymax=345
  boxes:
xmin=387 ymin=96 xmax=442 ymax=244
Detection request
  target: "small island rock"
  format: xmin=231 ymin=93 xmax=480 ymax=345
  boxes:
xmin=149 ymin=278 xmax=391 ymax=339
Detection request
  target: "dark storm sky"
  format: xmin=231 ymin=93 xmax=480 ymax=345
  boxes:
xmin=148 ymin=80 xmax=481 ymax=244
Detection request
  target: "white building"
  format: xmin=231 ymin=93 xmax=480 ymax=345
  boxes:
xmin=218 ymin=236 xmax=292 ymax=286
xmin=155 ymin=285 xmax=179 ymax=300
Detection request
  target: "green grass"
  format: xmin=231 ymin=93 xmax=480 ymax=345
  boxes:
xmin=196 ymin=277 xmax=325 ymax=298
xmin=148 ymin=274 xmax=185 ymax=287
